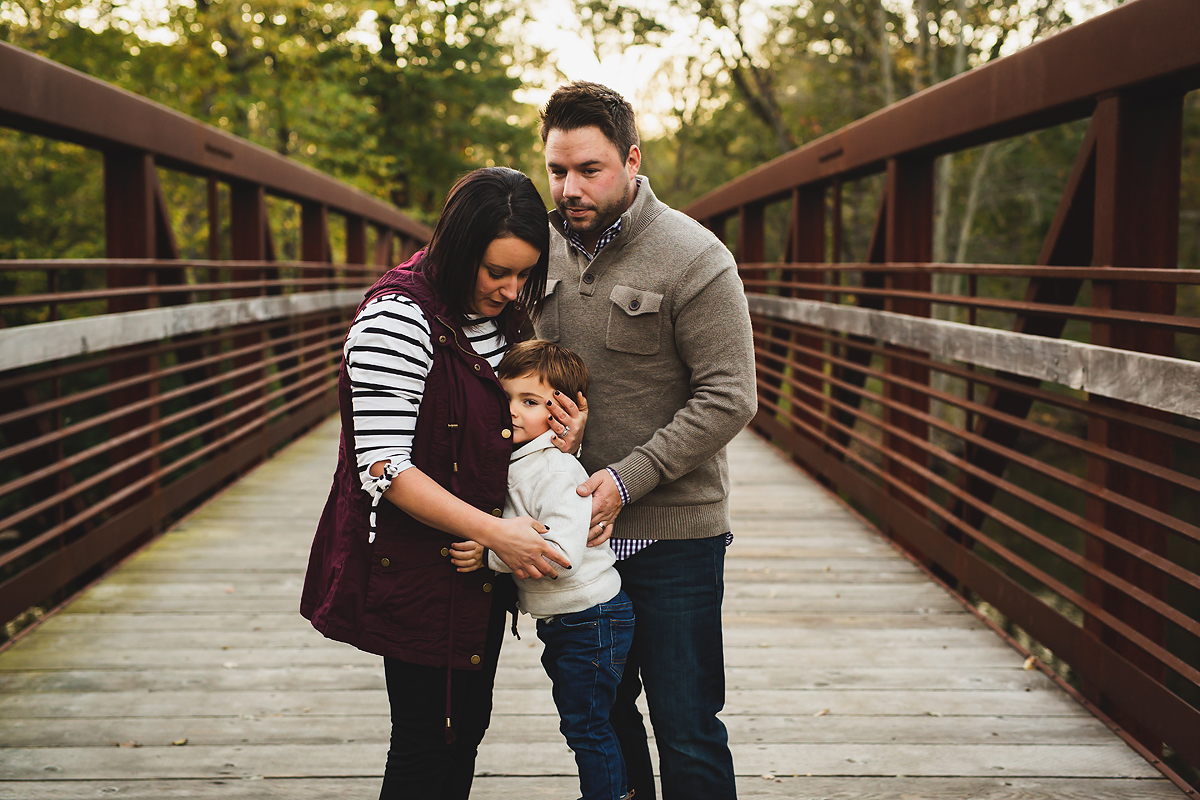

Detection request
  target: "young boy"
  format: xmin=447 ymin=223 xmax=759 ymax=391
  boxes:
xmin=458 ymin=340 xmax=634 ymax=800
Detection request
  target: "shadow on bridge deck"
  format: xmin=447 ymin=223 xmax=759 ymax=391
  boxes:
xmin=0 ymin=417 xmax=1182 ymax=799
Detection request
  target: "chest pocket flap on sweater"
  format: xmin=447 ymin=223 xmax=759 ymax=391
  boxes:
xmin=606 ymin=285 xmax=663 ymax=355
xmin=537 ymin=278 xmax=562 ymax=342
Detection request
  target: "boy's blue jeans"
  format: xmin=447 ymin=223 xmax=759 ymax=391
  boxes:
xmin=537 ymin=590 xmax=635 ymax=800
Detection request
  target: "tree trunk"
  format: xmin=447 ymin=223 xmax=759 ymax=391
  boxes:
xmin=877 ymin=2 xmax=894 ymax=106
xmin=954 ymin=142 xmax=997 ymax=266
xmin=933 ymin=155 xmax=955 ymax=265
xmin=932 ymin=0 xmax=972 ymax=269
xmin=912 ymin=0 xmax=928 ymax=94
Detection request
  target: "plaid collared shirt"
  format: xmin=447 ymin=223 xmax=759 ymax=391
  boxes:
xmin=561 ymin=177 xmax=642 ymax=261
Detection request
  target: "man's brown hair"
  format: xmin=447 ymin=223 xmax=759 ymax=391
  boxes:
xmin=497 ymin=340 xmax=590 ymax=399
xmin=539 ymin=81 xmax=639 ymax=162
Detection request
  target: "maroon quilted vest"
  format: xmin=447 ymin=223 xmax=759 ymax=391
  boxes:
xmin=301 ymin=251 xmax=520 ymax=669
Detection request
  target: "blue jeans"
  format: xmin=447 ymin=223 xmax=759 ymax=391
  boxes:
xmin=537 ymin=590 xmax=635 ymax=800
xmin=612 ymin=536 xmax=735 ymax=800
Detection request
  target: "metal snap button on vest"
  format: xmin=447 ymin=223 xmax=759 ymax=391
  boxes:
xmin=470 ymin=655 xmax=481 ymax=665
xmin=491 ymin=508 xmax=502 ymax=517
xmin=483 ymin=583 xmax=493 ymax=593
xmin=583 ymin=273 xmax=595 ymax=284
xmin=473 ymin=363 xmax=481 ymax=371
xmin=440 ymin=548 xmax=450 ymax=557
xmin=380 ymin=558 xmax=390 ymax=567
xmin=501 ymin=429 xmax=511 ymax=439
xmin=439 ymin=335 xmax=447 ymax=343
xmin=629 ymin=299 xmax=640 ymax=311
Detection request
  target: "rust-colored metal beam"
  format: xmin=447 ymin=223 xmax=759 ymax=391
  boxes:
xmin=880 ymin=157 xmax=933 ymax=525
xmin=0 ymin=42 xmax=432 ymax=243
xmin=1082 ymin=87 xmax=1184 ymax=754
xmin=685 ymin=0 xmax=1200 ymax=219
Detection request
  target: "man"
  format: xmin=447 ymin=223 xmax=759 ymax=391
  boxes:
xmin=535 ymin=81 xmax=757 ymax=800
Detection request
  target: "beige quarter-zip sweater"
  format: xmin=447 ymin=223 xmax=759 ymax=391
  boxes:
xmin=536 ymin=177 xmax=757 ymax=540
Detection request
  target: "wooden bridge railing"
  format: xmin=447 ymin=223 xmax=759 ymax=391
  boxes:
xmin=683 ymin=0 xmax=1200 ymax=790
xmin=0 ymin=44 xmax=431 ymax=639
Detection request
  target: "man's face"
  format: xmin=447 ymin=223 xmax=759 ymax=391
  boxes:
xmin=500 ymin=372 xmax=554 ymax=445
xmin=544 ymin=126 xmax=640 ymax=247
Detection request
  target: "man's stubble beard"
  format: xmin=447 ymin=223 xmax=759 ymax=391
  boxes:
xmin=559 ymin=179 xmax=630 ymax=235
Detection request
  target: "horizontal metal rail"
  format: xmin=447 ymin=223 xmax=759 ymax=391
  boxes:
xmin=746 ymin=293 xmax=1200 ymax=419
xmin=684 ymin=0 xmax=1200 ymax=789
xmin=0 ymin=289 xmax=364 ymax=371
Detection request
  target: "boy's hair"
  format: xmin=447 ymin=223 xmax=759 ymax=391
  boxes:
xmin=497 ymin=340 xmax=590 ymax=398
xmin=539 ymin=81 xmax=639 ymax=162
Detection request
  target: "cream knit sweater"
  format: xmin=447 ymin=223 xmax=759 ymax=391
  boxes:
xmin=536 ymin=177 xmax=758 ymax=541
xmin=487 ymin=431 xmax=622 ymax=617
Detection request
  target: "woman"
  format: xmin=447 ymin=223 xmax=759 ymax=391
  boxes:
xmin=301 ymin=167 xmax=583 ymax=798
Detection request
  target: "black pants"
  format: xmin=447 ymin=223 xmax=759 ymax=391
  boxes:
xmin=379 ymin=596 xmax=507 ymax=800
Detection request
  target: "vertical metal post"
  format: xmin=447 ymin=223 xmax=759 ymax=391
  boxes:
xmin=789 ymin=185 xmax=828 ymax=437
xmin=374 ymin=227 xmax=396 ymax=272
xmin=1085 ymin=90 xmax=1183 ymax=755
xmin=103 ymin=150 xmax=156 ymax=507
xmin=739 ymin=203 xmax=777 ymax=411
xmin=705 ymin=216 xmax=727 ymax=245
xmin=346 ymin=215 xmax=368 ymax=265
xmin=882 ymin=157 xmax=934 ymax=519
xmin=229 ymin=181 xmax=269 ymax=440
xmin=207 ymin=174 xmax=221 ymax=262
xmin=302 ymin=203 xmax=332 ymax=284
xmin=737 ymin=203 xmax=765 ymax=264
xmin=301 ymin=202 xmax=334 ymax=388
xmin=831 ymin=179 xmax=844 ymax=265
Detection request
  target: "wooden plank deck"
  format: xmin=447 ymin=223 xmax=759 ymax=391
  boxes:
xmin=0 ymin=416 xmax=1183 ymax=799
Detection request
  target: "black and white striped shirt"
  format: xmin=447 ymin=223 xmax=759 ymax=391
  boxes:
xmin=344 ymin=293 xmax=507 ymax=494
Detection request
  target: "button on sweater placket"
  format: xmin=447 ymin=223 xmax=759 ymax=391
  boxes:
xmin=577 ymin=252 xmax=598 ymax=297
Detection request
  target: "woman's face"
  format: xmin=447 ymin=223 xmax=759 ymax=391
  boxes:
xmin=469 ymin=236 xmax=540 ymax=317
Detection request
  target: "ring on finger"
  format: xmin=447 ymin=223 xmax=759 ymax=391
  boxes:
xmin=597 ymin=520 xmax=606 ymax=530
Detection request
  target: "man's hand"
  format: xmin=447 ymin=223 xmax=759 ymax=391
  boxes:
xmin=577 ymin=469 xmax=622 ymax=546
xmin=549 ymin=391 xmax=587 ymax=454
xmin=450 ymin=541 xmax=484 ymax=573
xmin=488 ymin=516 xmax=571 ymax=579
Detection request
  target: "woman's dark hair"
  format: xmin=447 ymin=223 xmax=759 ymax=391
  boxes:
xmin=539 ymin=81 xmax=639 ymax=162
xmin=423 ymin=167 xmax=549 ymax=325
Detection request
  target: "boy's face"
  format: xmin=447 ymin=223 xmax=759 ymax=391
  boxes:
xmin=500 ymin=372 xmax=554 ymax=445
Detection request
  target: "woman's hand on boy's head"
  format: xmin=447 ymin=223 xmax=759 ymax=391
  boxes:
xmin=548 ymin=391 xmax=588 ymax=454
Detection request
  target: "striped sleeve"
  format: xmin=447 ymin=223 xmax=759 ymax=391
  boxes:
xmin=344 ymin=294 xmax=433 ymax=491
xmin=344 ymin=301 xmax=509 ymax=500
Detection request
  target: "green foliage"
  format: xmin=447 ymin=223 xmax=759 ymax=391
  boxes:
xmin=0 ymin=133 xmax=104 ymax=261
xmin=357 ymin=0 xmax=546 ymax=214
xmin=0 ymin=0 xmax=550 ymax=233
